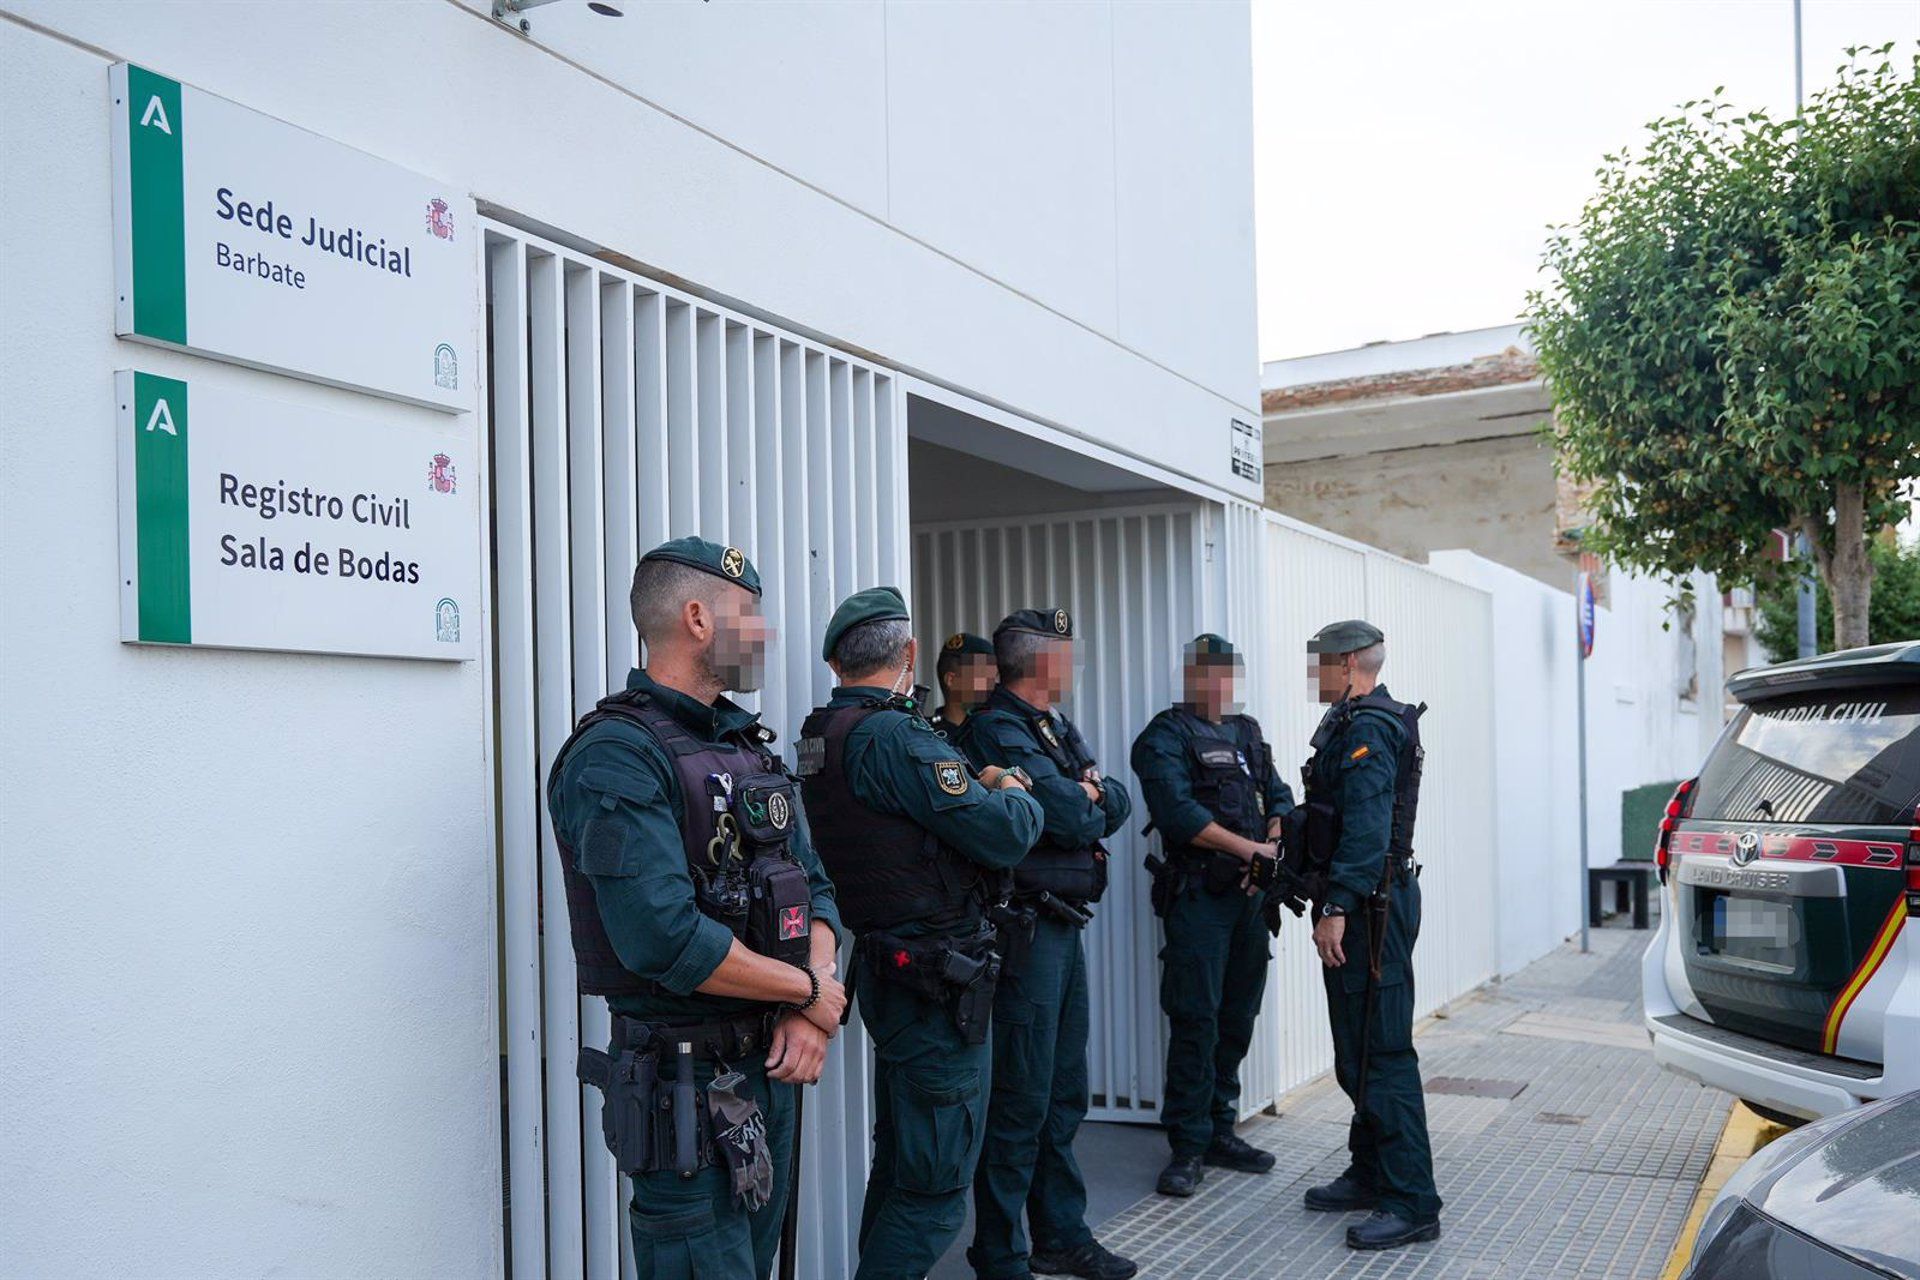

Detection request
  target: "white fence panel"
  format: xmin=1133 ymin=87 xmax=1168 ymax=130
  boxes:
xmin=1252 ymin=514 xmax=1498 ymax=1100
xmin=485 ymin=221 xmax=902 ymax=1280
xmin=912 ymin=506 xmax=1208 ymax=1123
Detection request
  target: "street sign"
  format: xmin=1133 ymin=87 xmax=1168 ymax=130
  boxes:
xmin=1577 ymin=570 xmax=1597 ymax=658
xmin=110 ymin=63 xmax=474 ymax=412
xmin=116 ymin=371 xmax=479 ymax=660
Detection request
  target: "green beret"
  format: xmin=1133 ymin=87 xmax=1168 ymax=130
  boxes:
xmin=1188 ymin=633 xmax=1236 ymax=660
xmin=994 ymin=607 xmax=1073 ymax=641
xmin=823 ymin=586 xmax=910 ymax=661
xmin=941 ymin=632 xmax=995 ymax=658
xmin=640 ymin=536 xmax=761 ymax=596
xmin=1307 ymin=619 xmax=1384 ymax=655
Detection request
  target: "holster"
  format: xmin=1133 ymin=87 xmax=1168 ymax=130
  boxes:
xmin=1143 ymin=851 xmax=1177 ymax=919
xmin=577 ymin=1045 xmax=657 ymax=1175
xmin=989 ymin=902 xmax=1037 ymax=972
xmin=864 ymin=925 xmax=1003 ymax=1046
xmin=577 ymin=1013 xmax=771 ymax=1175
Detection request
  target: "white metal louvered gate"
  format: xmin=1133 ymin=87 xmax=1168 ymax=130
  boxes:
xmin=484 ymin=220 xmax=905 ymax=1280
xmin=909 ymin=505 xmax=1228 ymax=1123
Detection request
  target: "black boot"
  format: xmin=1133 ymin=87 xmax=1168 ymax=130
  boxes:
xmin=1345 ymin=1210 xmax=1441 ymax=1250
xmin=1156 ymin=1154 xmax=1205 ymax=1197
xmin=1029 ymin=1239 xmax=1140 ymax=1279
xmin=1204 ymin=1132 xmax=1276 ymax=1173
xmin=1303 ymin=1175 xmax=1377 ymax=1212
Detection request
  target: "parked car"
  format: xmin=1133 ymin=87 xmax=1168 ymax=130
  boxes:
xmin=1643 ymin=641 xmax=1920 ymax=1122
xmin=1682 ymin=1088 xmax=1920 ymax=1279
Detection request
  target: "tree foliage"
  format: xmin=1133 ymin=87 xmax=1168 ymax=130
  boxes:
xmin=1527 ymin=46 xmax=1920 ymax=649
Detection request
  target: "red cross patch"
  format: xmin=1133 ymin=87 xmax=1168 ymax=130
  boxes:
xmin=779 ymin=905 xmax=808 ymax=941
xmin=893 ymin=949 xmax=912 ymax=969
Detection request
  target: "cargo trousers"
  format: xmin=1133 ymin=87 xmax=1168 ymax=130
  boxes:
xmin=1159 ymin=879 xmax=1272 ymax=1155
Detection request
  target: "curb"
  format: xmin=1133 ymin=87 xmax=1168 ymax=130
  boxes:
xmin=1657 ymin=1101 xmax=1791 ymax=1279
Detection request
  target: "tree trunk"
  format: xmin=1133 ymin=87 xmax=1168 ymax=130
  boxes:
xmin=1822 ymin=481 xmax=1875 ymax=651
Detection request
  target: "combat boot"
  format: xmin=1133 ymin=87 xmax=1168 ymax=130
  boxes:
xmin=1203 ymin=1132 xmax=1275 ymax=1173
xmin=1303 ymin=1175 xmax=1376 ymax=1212
xmin=1155 ymin=1154 xmax=1205 ymax=1197
xmin=1345 ymin=1209 xmax=1440 ymax=1250
xmin=1029 ymin=1238 xmax=1139 ymax=1279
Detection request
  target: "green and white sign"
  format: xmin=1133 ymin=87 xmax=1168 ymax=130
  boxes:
xmin=116 ymin=371 xmax=478 ymax=660
xmin=111 ymin=63 xmax=474 ymax=412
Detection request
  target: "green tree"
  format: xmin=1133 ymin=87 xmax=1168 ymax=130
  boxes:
xmin=1755 ymin=535 xmax=1920 ymax=661
xmin=1527 ymin=46 xmax=1920 ymax=649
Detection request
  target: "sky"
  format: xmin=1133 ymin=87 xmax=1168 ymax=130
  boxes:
xmin=1251 ymin=0 xmax=1920 ymax=363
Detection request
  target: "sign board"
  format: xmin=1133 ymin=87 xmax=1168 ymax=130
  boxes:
xmin=116 ymin=371 xmax=478 ymax=660
xmin=111 ymin=63 xmax=474 ymax=412
xmin=1229 ymin=418 xmax=1261 ymax=483
xmin=1577 ymin=570 xmax=1597 ymax=659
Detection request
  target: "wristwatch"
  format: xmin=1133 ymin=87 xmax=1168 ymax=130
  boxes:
xmin=1317 ymin=902 xmax=1347 ymax=920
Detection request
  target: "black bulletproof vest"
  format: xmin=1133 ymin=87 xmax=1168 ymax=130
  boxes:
xmin=1171 ymin=711 xmax=1273 ymax=850
xmin=795 ymin=698 xmax=994 ymax=935
xmin=970 ymin=689 xmax=1108 ymax=904
xmin=549 ymin=689 xmax=809 ymax=997
xmin=1303 ymin=688 xmax=1427 ymax=874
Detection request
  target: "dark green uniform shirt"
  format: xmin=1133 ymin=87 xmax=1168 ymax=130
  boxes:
xmin=1311 ymin=688 xmax=1407 ymax=914
xmin=960 ymin=689 xmax=1132 ymax=847
xmin=828 ymin=686 xmax=1044 ymax=937
xmin=546 ymin=668 xmax=843 ymax=1023
xmin=1130 ymin=708 xmax=1294 ymax=846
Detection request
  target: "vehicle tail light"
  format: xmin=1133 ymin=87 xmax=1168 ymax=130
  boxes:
xmin=1655 ymin=778 xmax=1697 ymax=886
xmin=1908 ymin=805 xmax=1920 ymax=910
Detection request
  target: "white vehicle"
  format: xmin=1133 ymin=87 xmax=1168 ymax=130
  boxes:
xmin=1643 ymin=641 xmax=1920 ymax=1122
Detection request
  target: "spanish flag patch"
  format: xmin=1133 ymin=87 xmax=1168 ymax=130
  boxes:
xmin=1349 ymin=745 xmax=1371 ymax=761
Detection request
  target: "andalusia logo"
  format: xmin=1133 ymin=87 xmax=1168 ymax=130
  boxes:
xmin=425 ymin=198 xmax=454 ymax=241
xmin=436 ymin=598 xmax=461 ymax=644
xmin=427 ymin=452 xmax=457 ymax=495
xmin=433 ymin=343 xmax=458 ymax=391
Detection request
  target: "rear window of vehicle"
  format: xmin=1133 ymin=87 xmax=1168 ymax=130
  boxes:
xmin=1692 ymin=688 xmax=1920 ymax=826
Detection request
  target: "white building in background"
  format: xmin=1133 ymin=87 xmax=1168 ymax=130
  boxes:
xmin=1263 ymin=327 xmax=1742 ymax=972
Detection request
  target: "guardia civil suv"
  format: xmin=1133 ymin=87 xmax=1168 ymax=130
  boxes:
xmin=1643 ymin=641 xmax=1920 ymax=1122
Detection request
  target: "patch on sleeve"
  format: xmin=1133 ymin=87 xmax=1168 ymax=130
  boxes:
xmin=1348 ymin=745 xmax=1371 ymax=761
xmin=933 ymin=760 xmax=970 ymax=796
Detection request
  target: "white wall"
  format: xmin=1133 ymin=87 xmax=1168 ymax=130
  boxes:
xmin=1430 ymin=552 xmax=1727 ymax=975
xmin=0 ymin=22 xmax=498 ymax=1279
xmin=1 ymin=4 xmax=1260 ymax=1276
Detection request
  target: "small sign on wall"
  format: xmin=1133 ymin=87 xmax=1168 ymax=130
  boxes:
xmin=110 ymin=63 xmax=474 ymax=412
xmin=116 ymin=371 xmax=478 ymax=660
xmin=1230 ymin=418 xmax=1261 ymax=482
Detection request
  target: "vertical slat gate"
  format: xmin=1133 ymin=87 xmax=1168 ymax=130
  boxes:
xmin=484 ymin=222 xmax=904 ymax=1280
xmin=910 ymin=503 xmax=1207 ymax=1122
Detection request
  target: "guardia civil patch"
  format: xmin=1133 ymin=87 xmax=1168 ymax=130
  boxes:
xmin=767 ymin=790 xmax=791 ymax=830
xmin=1052 ymin=609 xmax=1070 ymax=634
xmin=945 ymin=633 xmax=965 ymax=651
xmin=934 ymin=761 xmax=969 ymax=796
xmin=720 ymin=546 xmax=746 ymax=579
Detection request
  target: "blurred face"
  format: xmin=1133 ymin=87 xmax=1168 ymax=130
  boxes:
xmin=1312 ymin=652 xmax=1350 ymax=704
xmin=706 ymin=585 xmax=773 ymax=693
xmin=1183 ymin=656 xmax=1242 ymax=719
xmin=942 ymin=654 xmax=997 ymax=709
xmin=1040 ymin=638 xmax=1075 ymax=704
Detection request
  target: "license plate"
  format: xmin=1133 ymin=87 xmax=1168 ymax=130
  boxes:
xmin=1706 ymin=893 xmax=1799 ymax=972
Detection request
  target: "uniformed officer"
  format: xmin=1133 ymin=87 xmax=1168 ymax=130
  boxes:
xmin=796 ymin=588 xmax=1046 ymax=1280
xmin=1130 ymin=634 xmax=1294 ymax=1198
xmin=546 ymin=537 xmax=848 ymax=1279
xmin=934 ymin=631 xmax=997 ymax=731
xmin=1299 ymin=620 xmax=1442 ymax=1251
xmin=958 ymin=608 xmax=1137 ymax=1280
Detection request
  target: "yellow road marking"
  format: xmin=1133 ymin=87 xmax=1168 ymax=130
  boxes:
xmin=1660 ymin=1102 xmax=1791 ymax=1279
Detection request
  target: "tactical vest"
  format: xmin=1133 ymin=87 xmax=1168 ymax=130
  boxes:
xmin=968 ymin=691 xmax=1109 ymax=905
xmin=1172 ymin=711 xmax=1274 ymax=851
xmin=549 ymin=689 xmax=814 ymax=998
xmin=795 ymin=698 xmax=999 ymax=935
xmin=1300 ymin=689 xmax=1426 ymax=880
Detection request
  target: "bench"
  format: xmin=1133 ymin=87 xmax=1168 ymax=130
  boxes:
xmin=1588 ymin=862 xmax=1654 ymax=930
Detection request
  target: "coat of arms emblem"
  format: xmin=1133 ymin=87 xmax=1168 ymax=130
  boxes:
xmin=427 ymin=452 xmax=457 ymax=495
xmin=425 ymin=198 xmax=455 ymax=241
xmin=935 ymin=761 xmax=968 ymax=796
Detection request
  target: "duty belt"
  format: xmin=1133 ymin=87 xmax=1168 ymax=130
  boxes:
xmin=613 ymin=1010 xmax=777 ymax=1061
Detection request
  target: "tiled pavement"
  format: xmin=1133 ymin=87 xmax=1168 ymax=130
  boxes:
xmin=1091 ymin=925 xmax=1732 ymax=1279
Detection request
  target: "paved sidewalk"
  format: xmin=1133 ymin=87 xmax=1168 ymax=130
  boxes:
xmin=1095 ymin=925 xmax=1731 ymax=1279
